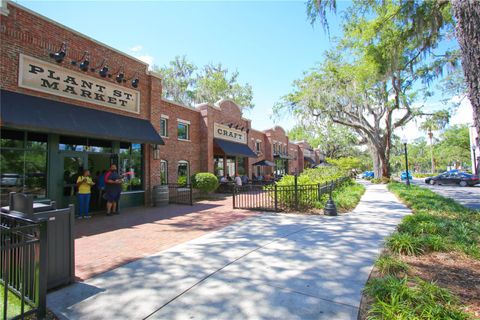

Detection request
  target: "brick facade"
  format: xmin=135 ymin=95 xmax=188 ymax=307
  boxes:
xmin=1 ymin=1 xmax=322 ymax=208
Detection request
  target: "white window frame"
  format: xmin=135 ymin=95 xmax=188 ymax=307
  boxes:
xmin=160 ymin=159 xmax=168 ymax=184
xmin=177 ymin=121 xmax=190 ymax=141
xmin=177 ymin=160 xmax=190 ymax=183
xmin=160 ymin=117 xmax=168 ymax=138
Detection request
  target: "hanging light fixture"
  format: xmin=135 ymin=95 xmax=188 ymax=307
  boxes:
xmin=125 ymin=71 xmax=140 ymax=88
xmin=49 ymin=42 xmax=67 ymax=63
xmin=116 ymin=67 xmax=125 ymax=83
xmin=71 ymin=51 xmax=90 ymax=71
xmin=131 ymin=77 xmax=139 ymax=88
xmin=99 ymin=62 xmax=109 ymax=77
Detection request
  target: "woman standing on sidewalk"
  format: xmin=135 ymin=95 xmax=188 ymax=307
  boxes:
xmin=77 ymin=169 xmax=95 ymax=219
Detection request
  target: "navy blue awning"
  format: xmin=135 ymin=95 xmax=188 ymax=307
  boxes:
xmin=1 ymin=90 xmax=164 ymax=145
xmin=304 ymin=156 xmax=316 ymax=164
xmin=252 ymin=160 xmax=275 ymax=167
xmin=214 ymin=138 xmax=257 ymax=158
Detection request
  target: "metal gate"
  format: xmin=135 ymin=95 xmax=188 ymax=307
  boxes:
xmin=233 ymin=177 xmax=349 ymax=212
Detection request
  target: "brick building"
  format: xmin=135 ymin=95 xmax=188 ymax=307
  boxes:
xmin=0 ymin=1 xmax=321 ymax=210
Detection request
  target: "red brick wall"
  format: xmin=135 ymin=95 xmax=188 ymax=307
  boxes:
xmin=158 ymin=100 xmax=202 ymax=183
xmin=249 ymin=129 xmax=271 ymax=177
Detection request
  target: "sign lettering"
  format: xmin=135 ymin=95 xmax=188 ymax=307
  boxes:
xmin=18 ymin=54 xmax=140 ymax=114
xmin=214 ymin=123 xmax=247 ymax=144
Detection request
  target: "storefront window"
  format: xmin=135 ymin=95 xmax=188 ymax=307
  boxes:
xmin=177 ymin=161 xmax=189 ymax=185
xmin=0 ymin=129 xmax=47 ymax=206
xmin=160 ymin=160 xmax=168 ymax=184
xmin=214 ymin=156 xmax=224 ymax=178
xmin=59 ymin=136 xmax=112 ymax=153
xmin=119 ymin=143 xmax=143 ymax=191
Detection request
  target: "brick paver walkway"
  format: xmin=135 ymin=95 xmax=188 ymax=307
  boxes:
xmin=74 ymin=196 xmax=258 ymax=281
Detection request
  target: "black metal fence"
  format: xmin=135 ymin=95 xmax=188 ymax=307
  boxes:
xmin=233 ymin=176 xmax=349 ymax=212
xmin=1 ymin=213 xmax=47 ymax=320
xmin=168 ymin=184 xmax=193 ymax=205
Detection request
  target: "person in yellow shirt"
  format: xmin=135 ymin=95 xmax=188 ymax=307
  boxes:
xmin=76 ymin=169 xmax=95 ymax=219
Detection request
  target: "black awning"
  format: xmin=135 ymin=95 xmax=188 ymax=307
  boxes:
xmin=304 ymin=156 xmax=316 ymax=164
xmin=252 ymin=160 xmax=275 ymax=167
xmin=1 ymin=90 xmax=164 ymax=145
xmin=214 ymin=138 xmax=257 ymax=158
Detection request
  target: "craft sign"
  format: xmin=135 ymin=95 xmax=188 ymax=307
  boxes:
xmin=214 ymin=123 xmax=247 ymax=144
xmin=18 ymin=54 xmax=140 ymax=113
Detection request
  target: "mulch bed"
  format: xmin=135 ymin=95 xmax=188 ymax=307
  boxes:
xmin=402 ymin=252 xmax=480 ymax=318
xmin=359 ymin=251 xmax=480 ymax=319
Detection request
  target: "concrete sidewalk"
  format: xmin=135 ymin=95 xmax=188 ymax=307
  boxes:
xmin=48 ymin=184 xmax=411 ymax=320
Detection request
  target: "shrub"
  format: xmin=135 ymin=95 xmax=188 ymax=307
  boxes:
xmin=177 ymin=175 xmax=187 ymax=186
xmin=191 ymin=172 xmax=219 ymax=193
xmin=267 ymin=167 xmax=353 ymax=210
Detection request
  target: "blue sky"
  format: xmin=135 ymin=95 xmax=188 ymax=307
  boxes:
xmin=16 ymin=0 xmax=469 ymax=139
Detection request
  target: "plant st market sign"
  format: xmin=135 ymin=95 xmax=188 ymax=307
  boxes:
xmin=18 ymin=54 xmax=140 ymax=114
xmin=214 ymin=123 xmax=247 ymax=144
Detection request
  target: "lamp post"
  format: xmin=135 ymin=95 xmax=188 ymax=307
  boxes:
xmin=402 ymin=137 xmax=410 ymax=187
xmin=472 ymin=144 xmax=477 ymax=175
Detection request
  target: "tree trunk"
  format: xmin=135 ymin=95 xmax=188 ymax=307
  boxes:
xmin=452 ymin=1 xmax=480 ymax=139
xmin=369 ymin=143 xmax=389 ymax=178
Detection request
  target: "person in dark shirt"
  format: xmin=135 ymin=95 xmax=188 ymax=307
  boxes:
xmin=104 ymin=164 xmax=123 ymax=216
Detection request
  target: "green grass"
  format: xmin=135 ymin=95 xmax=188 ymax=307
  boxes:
xmin=0 ymin=283 xmax=32 ymax=319
xmin=365 ymin=276 xmax=470 ymax=319
xmin=387 ymin=182 xmax=480 ymax=259
xmin=374 ymin=253 xmax=409 ymax=276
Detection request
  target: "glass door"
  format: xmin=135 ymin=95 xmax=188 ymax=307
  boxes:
xmin=60 ymin=152 xmax=87 ymax=209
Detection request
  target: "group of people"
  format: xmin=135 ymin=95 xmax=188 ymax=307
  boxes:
xmin=76 ymin=164 xmax=124 ymax=219
xmin=219 ymin=174 xmax=248 ymax=186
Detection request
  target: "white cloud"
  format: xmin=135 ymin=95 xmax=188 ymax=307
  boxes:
xmin=136 ymin=55 xmax=154 ymax=69
xmin=129 ymin=45 xmax=143 ymax=53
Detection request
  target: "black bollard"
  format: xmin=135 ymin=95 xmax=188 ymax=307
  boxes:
xmin=324 ymin=182 xmax=337 ymax=216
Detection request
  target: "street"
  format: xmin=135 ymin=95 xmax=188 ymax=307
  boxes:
xmin=410 ymin=178 xmax=480 ymax=210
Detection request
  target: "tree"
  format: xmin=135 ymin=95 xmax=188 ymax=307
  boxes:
xmin=435 ymin=124 xmax=471 ymax=170
xmin=195 ymin=63 xmax=254 ymax=108
xmin=307 ymin=0 xmax=480 ymax=149
xmin=287 ymin=122 xmax=358 ymax=158
xmin=277 ymin=1 xmax=455 ymax=178
xmin=155 ymin=55 xmax=197 ymax=106
xmin=154 ymin=58 xmax=254 ymax=109
xmin=418 ymin=111 xmax=450 ymax=173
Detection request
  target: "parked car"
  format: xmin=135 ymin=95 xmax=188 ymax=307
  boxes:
xmin=425 ymin=171 xmax=480 ymax=187
xmin=360 ymin=171 xmax=374 ymax=179
xmin=400 ymin=171 xmax=412 ymax=180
